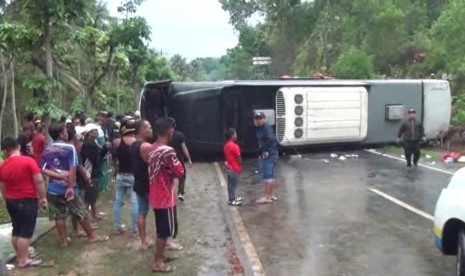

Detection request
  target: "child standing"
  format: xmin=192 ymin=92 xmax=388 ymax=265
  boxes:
xmin=224 ymin=128 xmax=242 ymax=206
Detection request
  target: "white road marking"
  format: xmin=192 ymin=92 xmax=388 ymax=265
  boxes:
xmin=213 ymin=163 xmax=266 ymax=276
xmin=368 ymin=188 xmax=434 ymax=221
xmin=364 ymin=149 xmax=453 ymax=175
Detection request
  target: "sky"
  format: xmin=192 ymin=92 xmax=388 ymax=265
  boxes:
xmin=106 ymin=0 xmax=239 ymax=61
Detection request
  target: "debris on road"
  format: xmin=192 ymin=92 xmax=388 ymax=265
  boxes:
xmin=330 ymin=153 xmax=338 ymax=158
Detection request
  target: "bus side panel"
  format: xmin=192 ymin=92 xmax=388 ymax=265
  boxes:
xmin=422 ymin=80 xmax=451 ymax=139
xmin=365 ymin=81 xmax=423 ymax=144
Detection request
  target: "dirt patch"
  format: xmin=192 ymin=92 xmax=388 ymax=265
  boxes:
xmin=7 ymin=163 xmax=243 ymax=276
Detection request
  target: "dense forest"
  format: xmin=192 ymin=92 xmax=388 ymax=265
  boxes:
xmin=0 ymin=0 xmax=464 ymax=139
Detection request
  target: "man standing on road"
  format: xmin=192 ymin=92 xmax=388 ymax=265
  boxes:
xmin=131 ymin=119 xmax=153 ymax=249
xmin=168 ymin=118 xmax=192 ymax=201
xmin=254 ymin=112 xmax=279 ymax=204
xmin=0 ymin=138 xmax=47 ymax=268
xmin=149 ymin=118 xmax=185 ymax=273
xmin=224 ymin=128 xmax=242 ymax=206
xmin=397 ymin=108 xmax=426 ymax=167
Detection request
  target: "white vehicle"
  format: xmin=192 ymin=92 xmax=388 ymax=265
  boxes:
xmin=433 ymin=167 xmax=465 ymax=276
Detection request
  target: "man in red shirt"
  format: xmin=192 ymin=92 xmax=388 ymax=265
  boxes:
xmin=32 ymin=120 xmax=46 ymax=164
xmin=148 ymin=118 xmax=185 ymax=273
xmin=224 ymin=128 xmax=242 ymax=206
xmin=0 ymin=137 xmax=47 ymax=268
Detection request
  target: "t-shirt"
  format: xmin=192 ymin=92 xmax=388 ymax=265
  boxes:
xmin=16 ymin=134 xmax=33 ymax=157
xmin=40 ymin=140 xmax=79 ymax=195
xmin=148 ymin=142 xmax=184 ymax=209
xmin=0 ymin=155 xmax=41 ymax=199
xmin=169 ymin=131 xmax=186 ymax=162
xmin=32 ymin=132 xmax=46 ymax=164
xmin=224 ymin=140 xmax=241 ymax=173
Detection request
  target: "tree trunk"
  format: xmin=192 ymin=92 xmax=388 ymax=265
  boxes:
xmin=44 ymin=21 xmax=53 ymax=79
xmin=85 ymin=88 xmax=93 ymax=112
xmin=0 ymin=50 xmax=8 ymax=141
xmin=11 ymin=57 xmax=18 ymax=137
xmin=133 ymin=79 xmax=140 ymax=110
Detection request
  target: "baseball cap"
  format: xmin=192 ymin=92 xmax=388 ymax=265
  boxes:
xmin=254 ymin=112 xmax=265 ymax=119
xmin=84 ymin=123 xmax=100 ymax=133
xmin=408 ymin=108 xmax=416 ymax=113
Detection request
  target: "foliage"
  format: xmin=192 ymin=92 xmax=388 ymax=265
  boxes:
xmin=0 ymin=0 xmax=175 ymax=137
xmin=332 ymin=47 xmax=374 ymax=79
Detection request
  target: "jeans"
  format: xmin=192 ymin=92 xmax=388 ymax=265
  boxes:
xmin=226 ymin=169 xmax=239 ymax=202
xmin=261 ymin=152 xmax=279 ymax=180
xmin=113 ymin=173 xmax=138 ymax=232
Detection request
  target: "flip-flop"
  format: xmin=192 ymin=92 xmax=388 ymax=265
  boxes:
xmin=152 ymin=263 xmax=176 ymax=273
xmin=256 ymin=198 xmax=273 ymax=204
xmin=74 ymin=232 xmax=87 ymax=238
xmin=18 ymin=259 xmax=42 ymax=268
xmin=165 ymin=243 xmax=183 ymax=251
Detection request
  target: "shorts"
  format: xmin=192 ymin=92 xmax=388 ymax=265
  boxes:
xmin=137 ymin=193 xmax=149 ymax=215
xmin=47 ymin=193 xmax=88 ymax=220
xmin=6 ymin=198 xmax=38 ymax=239
xmin=261 ymin=152 xmax=278 ymax=180
xmin=154 ymin=206 xmax=178 ymax=239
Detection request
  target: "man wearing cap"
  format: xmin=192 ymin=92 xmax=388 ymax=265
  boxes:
xmin=253 ymin=112 xmax=279 ymax=204
xmin=81 ymin=123 xmax=110 ymax=221
xmin=397 ymin=108 xmax=426 ymax=167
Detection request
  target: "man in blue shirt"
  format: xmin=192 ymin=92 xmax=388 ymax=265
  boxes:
xmin=254 ymin=112 xmax=279 ymax=204
xmin=41 ymin=121 xmax=108 ymax=247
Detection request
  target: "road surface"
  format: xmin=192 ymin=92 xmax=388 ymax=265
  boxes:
xmin=233 ymin=150 xmax=456 ymax=276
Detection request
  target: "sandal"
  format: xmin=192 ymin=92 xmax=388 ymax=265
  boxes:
xmin=74 ymin=231 xmax=87 ymax=238
xmin=152 ymin=263 xmax=176 ymax=273
xmin=18 ymin=259 xmax=42 ymax=268
xmin=256 ymin=197 xmax=273 ymax=204
xmin=165 ymin=242 xmax=183 ymax=251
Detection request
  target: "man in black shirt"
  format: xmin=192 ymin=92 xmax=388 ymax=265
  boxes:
xmin=168 ymin=118 xmax=192 ymax=201
xmin=397 ymin=108 xmax=426 ymax=167
xmin=16 ymin=124 xmax=34 ymax=158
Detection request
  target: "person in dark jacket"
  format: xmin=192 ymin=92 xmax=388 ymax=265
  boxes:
xmin=254 ymin=112 xmax=279 ymax=204
xmin=397 ymin=108 xmax=426 ymax=167
xmin=81 ymin=123 xmax=109 ymax=221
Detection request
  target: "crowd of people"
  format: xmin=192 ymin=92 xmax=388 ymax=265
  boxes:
xmin=0 ymin=108 xmax=280 ymax=272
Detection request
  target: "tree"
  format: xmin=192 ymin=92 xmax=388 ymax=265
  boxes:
xmin=332 ymin=47 xmax=374 ymax=79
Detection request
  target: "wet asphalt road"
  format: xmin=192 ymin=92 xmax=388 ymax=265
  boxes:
xmin=235 ymin=150 xmax=456 ymax=276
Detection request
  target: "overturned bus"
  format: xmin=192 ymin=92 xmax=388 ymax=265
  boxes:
xmin=139 ymin=79 xmax=451 ymax=157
